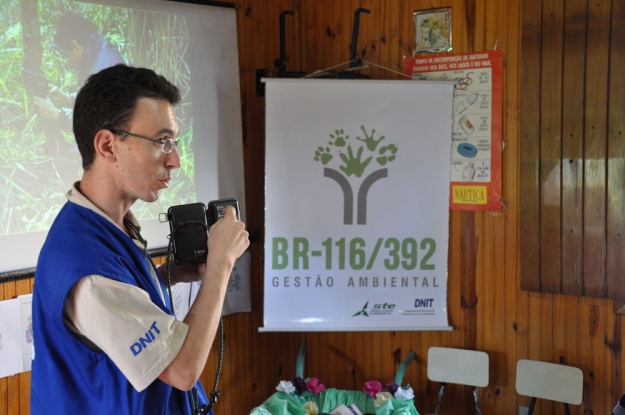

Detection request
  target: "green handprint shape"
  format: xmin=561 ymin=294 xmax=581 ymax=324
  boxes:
xmin=314 ymin=146 xmax=333 ymax=165
xmin=355 ymin=125 xmax=385 ymax=152
xmin=329 ymin=129 xmax=349 ymax=147
xmin=376 ymin=143 xmax=398 ymax=166
xmin=339 ymin=144 xmax=372 ymax=177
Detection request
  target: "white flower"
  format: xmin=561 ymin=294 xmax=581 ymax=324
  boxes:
xmin=276 ymin=380 xmax=296 ymax=394
xmin=394 ymin=386 xmax=414 ymax=400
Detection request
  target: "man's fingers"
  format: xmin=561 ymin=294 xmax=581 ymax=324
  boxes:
xmin=223 ymin=206 xmax=237 ymax=219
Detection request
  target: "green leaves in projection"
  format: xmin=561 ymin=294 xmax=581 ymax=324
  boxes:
xmin=313 ymin=126 xmax=398 ymax=177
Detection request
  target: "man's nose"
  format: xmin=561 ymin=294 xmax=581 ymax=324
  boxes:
xmin=166 ymin=146 xmax=181 ymax=169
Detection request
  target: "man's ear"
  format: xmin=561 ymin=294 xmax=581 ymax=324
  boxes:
xmin=93 ymin=130 xmax=117 ymax=163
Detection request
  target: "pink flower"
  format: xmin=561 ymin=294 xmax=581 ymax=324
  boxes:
xmin=363 ymin=380 xmax=383 ymax=397
xmin=306 ymin=377 xmax=325 ymax=394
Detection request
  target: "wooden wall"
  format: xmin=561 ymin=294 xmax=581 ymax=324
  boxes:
xmin=2 ymin=0 xmax=624 ymax=414
xmin=0 ymin=279 xmax=34 ymax=414
xmin=520 ymin=0 xmax=625 ymax=300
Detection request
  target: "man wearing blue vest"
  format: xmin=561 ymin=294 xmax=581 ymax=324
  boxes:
xmin=31 ymin=64 xmax=249 ymax=414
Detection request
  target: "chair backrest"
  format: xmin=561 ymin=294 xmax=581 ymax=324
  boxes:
xmin=515 ymin=359 xmax=583 ymax=405
xmin=427 ymin=347 xmax=489 ymax=387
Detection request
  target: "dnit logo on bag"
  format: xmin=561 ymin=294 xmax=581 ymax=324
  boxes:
xmin=313 ymin=126 xmax=399 ymax=225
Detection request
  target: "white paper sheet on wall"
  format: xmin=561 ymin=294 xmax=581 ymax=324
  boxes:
xmin=170 ymin=251 xmax=252 ymax=321
xmin=222 ymin=251 xmax=251 ymax=316
xmin=170 ymin=280 xmax=198 ymax=321
xmin=0 ymin=298 xmax=24 ymax=378
xmin=19 ymin=294 xmax=33 ymax=372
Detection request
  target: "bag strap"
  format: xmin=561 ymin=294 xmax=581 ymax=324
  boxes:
xmin=394 ymin=351 xmax=416 ymax=386
xmin=296 ymin=345 xmax=306 ymax=378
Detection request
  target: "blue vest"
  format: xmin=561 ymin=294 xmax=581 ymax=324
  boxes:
xmin=31 ymin=201 xmax=210 ymax=415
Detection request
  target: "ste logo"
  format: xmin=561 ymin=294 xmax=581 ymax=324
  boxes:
xmin=314 ymin=126 xmax=399 ymax=225
xmin=352 ymin=301 xmax=396 ymax=317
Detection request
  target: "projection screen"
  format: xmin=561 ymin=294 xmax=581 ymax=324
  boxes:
xmin=0 ymin=0 xmax=245 ymax=275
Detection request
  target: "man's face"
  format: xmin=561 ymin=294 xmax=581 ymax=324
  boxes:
xmin=113 ymin=97 xmax=181 ymax=203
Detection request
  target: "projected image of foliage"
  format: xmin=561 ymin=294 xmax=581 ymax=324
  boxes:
xmin=0 ymin=0 xmax=195 ymax=235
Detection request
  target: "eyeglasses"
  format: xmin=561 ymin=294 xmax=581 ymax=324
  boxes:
xmin=109 ymin=129 xmax=179 ymax=154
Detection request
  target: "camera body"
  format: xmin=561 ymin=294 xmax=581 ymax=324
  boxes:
xmin=206 ymin=199 xmax=240 ymax=228
xmin=167 ymin=199 xmax=239 ymax=265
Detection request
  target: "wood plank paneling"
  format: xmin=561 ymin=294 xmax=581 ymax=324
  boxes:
xmin=561 ymin=0 xmax=586 ymax=297
xmin=503 ymin=0 xmax=523 ymax=411
xmin=606 ymin=0 xmax=625 ymax=299
xmin=4 ymin=282 xmax=20 ymax=414
xmin=3 ymin=1 xmax=625 ymax=414
xmin=519 ymin=0 xmax=542 ymax=292
xmin=0 ymin=281 xmax=8 ymax=415
xmin=539 ymin=0 xmax=563 ymax=294
xmin=583 ymin=0 xmax=611 ymax=298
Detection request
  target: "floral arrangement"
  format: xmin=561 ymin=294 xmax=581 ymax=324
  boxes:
xmin=276 ymin=376 xmax=325 ymax=396
xmin=362 ymin=380 xmax=415 ymax=407
xmin=275 ymin=376 xmax=415 ymax=414
xmin=276 ymin=377 xmax=325 ymax=415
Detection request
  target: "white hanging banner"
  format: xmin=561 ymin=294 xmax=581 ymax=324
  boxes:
xmin=263 ymin=79 xmax=454 ymax=332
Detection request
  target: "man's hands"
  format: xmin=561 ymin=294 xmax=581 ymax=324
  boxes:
xmin=157 ymin=207 xmax=248 ymax=285
xmin=158 ymin=262 xmax=203 ymax=284
xmin=158 ymin=207 xmax=249 ymax=390
xmin=205 ymin=206 xmax=249 ymax=271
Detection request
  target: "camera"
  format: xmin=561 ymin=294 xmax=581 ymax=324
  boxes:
xmin=167 ymin=199 xmax=240 ymax=265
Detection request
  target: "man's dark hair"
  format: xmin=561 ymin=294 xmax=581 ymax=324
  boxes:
xmin=73 ymin=64 xmax=181 ymax=169
xmin=53 ymin=12 xmax=98 ymax=51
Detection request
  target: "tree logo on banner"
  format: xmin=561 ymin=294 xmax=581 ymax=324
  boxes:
xmin=313 ymin=126 xmax=399 ymax=225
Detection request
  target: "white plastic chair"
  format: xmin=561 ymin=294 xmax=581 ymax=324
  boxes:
xmin=425 ymin=347 xmax=489 ymax=415
xmin=515 ymin=359 xmax=583 ymax=415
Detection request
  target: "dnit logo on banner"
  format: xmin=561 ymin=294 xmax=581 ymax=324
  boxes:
xmin=415 ymin=298 xmax=434 ymax=308
xmin=402 ymin=298 xmax=437 ymax=316
xmin=313 ymin=126 xmax=398 ymax=225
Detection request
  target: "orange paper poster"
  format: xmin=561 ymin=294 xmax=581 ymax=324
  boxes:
xmin=404 ymin=50 xmax=504 ymax=211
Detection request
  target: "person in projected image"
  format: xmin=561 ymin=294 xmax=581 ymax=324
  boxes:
xmin=33 ymin=11 xmax=126 ymax=132
xmin=31 ymin=64 xmax=249 ymax=414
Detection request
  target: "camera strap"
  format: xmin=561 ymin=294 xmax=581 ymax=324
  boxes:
xmin=126 ymin=218 xmax=224 ymax=415
xmin=166 ymin=221 xmax=224 ymax=415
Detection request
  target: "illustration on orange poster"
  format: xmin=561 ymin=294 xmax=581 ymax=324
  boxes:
xmin=404 ymin=50 xmax=504 ymax=211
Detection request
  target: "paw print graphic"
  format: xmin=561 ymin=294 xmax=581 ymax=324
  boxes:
xmin=314 ymin=146 xmax=333 ymax=165
xmin=376 ymin=143 xmax=398 ymax=166
xmin=329 ymin=129 xmax=348 ymax=147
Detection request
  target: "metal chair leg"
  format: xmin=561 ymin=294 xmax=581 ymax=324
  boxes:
xmin=434 ymin=383 xmax=446 ymax=414
xmin=471 ymin=386 xmax=483 ymax=415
